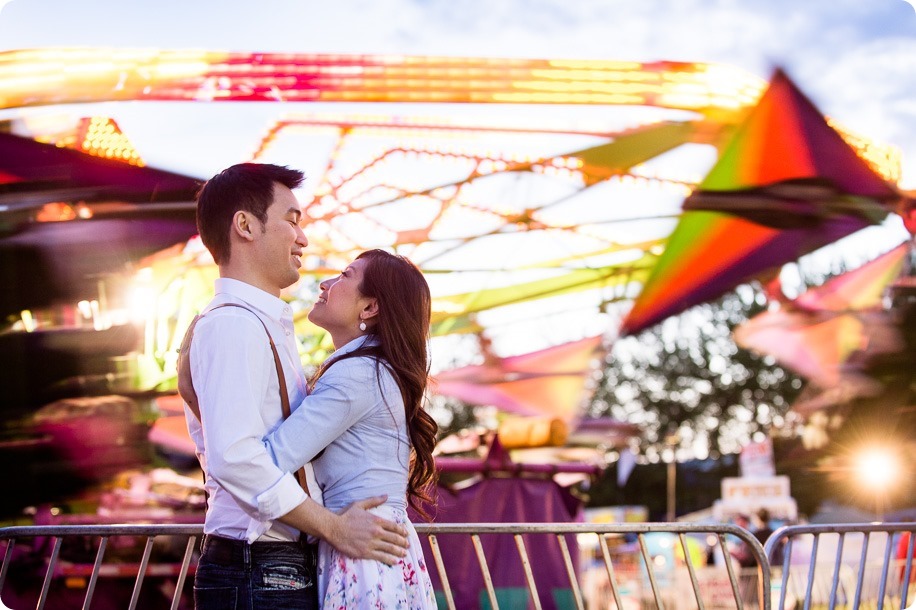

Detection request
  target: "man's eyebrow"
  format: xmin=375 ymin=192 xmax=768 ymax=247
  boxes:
xmin=288 ymin=207 xmax=302 ymax=221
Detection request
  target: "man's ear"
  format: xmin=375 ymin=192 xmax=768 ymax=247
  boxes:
xmin=232 ymin=211 xmax=255 ymax=241
xmin=362 ymin=298 xmax=380 ymax=321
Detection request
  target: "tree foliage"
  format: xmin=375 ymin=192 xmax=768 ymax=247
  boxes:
xmin=588 ymin=285 xmax=804 ymax=459
xmin=428 ymin=393 xmax=481 ymax=440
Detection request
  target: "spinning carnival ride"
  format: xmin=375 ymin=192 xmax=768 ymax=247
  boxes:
xmin=0 ymin=48 xmax=908 ymax=437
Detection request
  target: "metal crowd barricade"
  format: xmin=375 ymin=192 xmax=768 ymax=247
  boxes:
xmin=414 ymin=522 xmax=771 ymax=610
xmin=0 ymin=523 xmax=201 ymax=610
xmin=0 ymin=521 xmax=770 ymax=610
xmin=764 ymin=522 xmax=916 ymax=610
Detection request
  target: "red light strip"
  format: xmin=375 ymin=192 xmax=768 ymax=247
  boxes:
xmin=0 ymin=49 xmax=764 ymax=116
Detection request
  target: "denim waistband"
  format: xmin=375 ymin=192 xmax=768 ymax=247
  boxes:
xmin=200 ymin=534 xmax=317 ymax=567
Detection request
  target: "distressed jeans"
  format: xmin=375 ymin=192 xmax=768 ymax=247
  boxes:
xmin=194 ymin=535 xmax=318 ymax=610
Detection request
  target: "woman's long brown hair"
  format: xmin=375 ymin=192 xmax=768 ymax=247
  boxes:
xmin=313 ymin=249 xmax=438 ymax=517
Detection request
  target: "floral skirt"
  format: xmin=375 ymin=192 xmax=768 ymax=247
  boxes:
xmin=318 ymin=506 xmax=436 ymax=609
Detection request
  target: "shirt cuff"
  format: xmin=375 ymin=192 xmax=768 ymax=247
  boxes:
xmin=255 ymin=472 xmax=308 ymax=521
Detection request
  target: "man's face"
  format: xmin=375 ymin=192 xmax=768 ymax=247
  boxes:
xmin=251 ymin=183 xmax=308 ymax=292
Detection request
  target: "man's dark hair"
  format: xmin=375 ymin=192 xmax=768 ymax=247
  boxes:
xmin=196 ymin=163 xmax=304 ymax=265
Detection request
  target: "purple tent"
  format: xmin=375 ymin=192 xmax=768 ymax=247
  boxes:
xmin=414 ymin=440 xmax=586 ymax=609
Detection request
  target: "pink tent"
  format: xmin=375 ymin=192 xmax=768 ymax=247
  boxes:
xmin=433 ymin=335 xmax=605 ymax=421
xmin=734 ymin=242 xmax=910 ymax=388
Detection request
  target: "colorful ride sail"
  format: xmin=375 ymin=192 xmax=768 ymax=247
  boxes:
xmin=621 ymin=69 xmax=902 ymax=335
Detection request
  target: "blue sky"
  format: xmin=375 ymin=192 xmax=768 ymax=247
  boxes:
xmin=0 ymin=0 xmax=914 ymax=186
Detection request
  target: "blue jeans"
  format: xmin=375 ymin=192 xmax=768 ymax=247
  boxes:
xmin=194 ymin=535 xmax=318 ymax=610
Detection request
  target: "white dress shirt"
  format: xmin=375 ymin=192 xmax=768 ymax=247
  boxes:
xmin=184 ymin=278 xmax=317 ymax=543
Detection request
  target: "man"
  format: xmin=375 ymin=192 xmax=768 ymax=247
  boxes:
xmin=752 ymin=508 xmax=783 ymax=566
xmin=184 ymin=163 xmax=408 ymax=609
xmin=751 ymin=509 xmax=774 ymax=547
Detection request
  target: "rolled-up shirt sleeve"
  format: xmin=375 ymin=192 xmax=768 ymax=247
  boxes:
xmin=265 ymin=357 xmax=380 ymax=474
xmin=192 ymin=314 xmax=307 ymax=521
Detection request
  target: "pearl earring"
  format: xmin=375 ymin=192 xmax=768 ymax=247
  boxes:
xmin=359 ymin=321 xmax=367 ymax=332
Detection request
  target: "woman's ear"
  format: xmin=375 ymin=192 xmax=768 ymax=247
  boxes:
xmin=232 ymin=211 xmax=255 ymax=241
xmin=362 ymin=298 xmax=380 ymax=321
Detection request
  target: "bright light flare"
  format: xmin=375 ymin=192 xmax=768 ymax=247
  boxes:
xmin=126 ymin=268 xmax=156 ymax=322
xmin=854 ymin=448 xmax=899 ymax=490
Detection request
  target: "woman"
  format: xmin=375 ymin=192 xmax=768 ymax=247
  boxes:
xmin=263 ymin=249 xmax=438 ymax=609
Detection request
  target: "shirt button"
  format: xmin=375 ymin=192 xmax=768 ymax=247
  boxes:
xmin=285 ymin=330 xmax=291 ymax=336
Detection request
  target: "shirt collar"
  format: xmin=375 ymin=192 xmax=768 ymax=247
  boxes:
xmin=214 ymin=277 xmax=290 ymax=322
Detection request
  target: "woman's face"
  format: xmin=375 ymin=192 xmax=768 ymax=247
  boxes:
xmin=308 ymin=257 xmax=376 ymax=345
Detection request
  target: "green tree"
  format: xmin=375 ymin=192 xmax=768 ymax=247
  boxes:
xmin=588 ymin=285 xmax=804 ymax=459
xmin=428 ymin=393 xmax=480 ymax=440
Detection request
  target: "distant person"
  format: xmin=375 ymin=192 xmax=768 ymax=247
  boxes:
xmin=179 ymin=163 xmax=408 ymax=609
xmin=263 ymin=249 xmax=437 ymax=608
xmin=731 ymin=513 xmax=756 ymax=568
xmin=752 ymin=508 xmax=784 ymax=567
xmin=730 ymin=513 xmax=761 ymax=607
xmin=751 ymin=508 xmax=774 ymax=545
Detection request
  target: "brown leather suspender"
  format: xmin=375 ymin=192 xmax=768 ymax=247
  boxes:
xmin=177 ymin=303 xmax=310 ymax=494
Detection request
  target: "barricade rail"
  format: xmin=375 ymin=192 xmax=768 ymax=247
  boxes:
xmin=0 ymin=522 xmax=771 ymax=610
xmin=764 ymin=522 xmax=916 ymax=610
